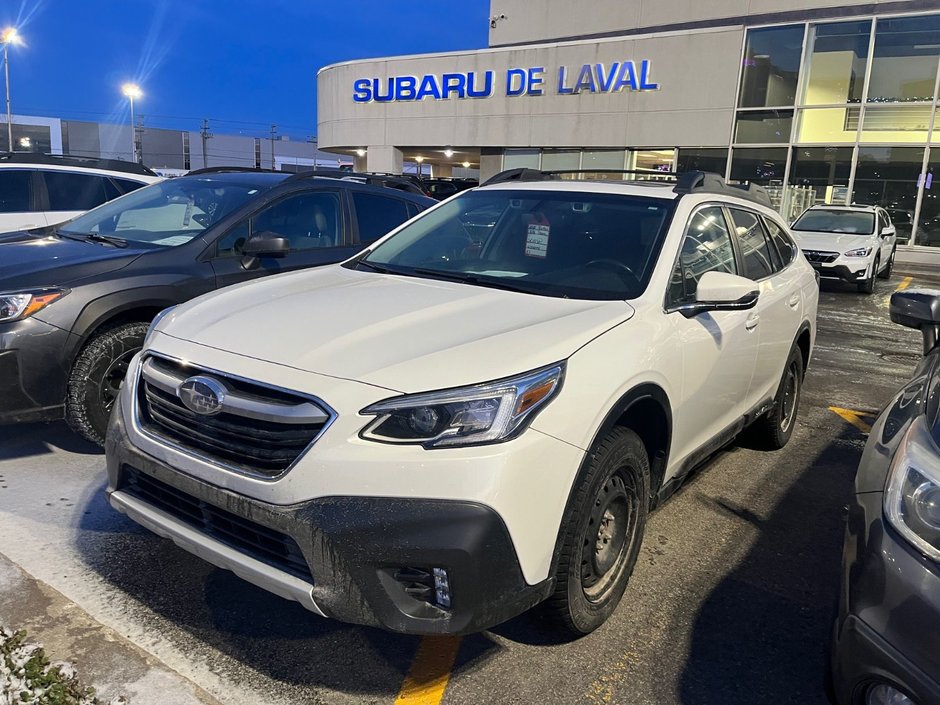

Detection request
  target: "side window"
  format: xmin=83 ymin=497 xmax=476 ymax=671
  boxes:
xmin=352 ymin=191 xmax=411 ymax=244
xmin=879 ymin=210 xmax=890 ymax=232
xmin=0 ymin=170 xmax=32 ymax=213
xmin=215 ymin=221 xmax=250 ymax=258
xmin=251 ymin=191 xmax=342 ymax=251
xmin=111 ymin=178 xmax=147 ymax=195
xmin=43 ymin=172 xmax=113 ymax=212
xmin=669 ymin=206 xmax=737 ymax=304
xmin=764 ymin=217 xmax=796 ymax=267
xmin=730 ymin=208 xmax=775 ymax=280
xmin=406 ymin=202 xmax=421 ymax=219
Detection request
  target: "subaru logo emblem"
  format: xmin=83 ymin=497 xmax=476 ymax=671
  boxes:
xmin=178 ymin=376 xmax=226 ymax=416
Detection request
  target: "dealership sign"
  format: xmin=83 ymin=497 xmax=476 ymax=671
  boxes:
xmin=352 ymin=61 xmax=659 ymax=102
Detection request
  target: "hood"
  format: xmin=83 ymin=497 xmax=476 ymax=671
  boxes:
xmin=159 ymin=265 xmax=634 ymax=392
xmin=790 ymin=229 xmax=876 ymax=254
xmin=0 ymin=231 xmax=145 ymax=289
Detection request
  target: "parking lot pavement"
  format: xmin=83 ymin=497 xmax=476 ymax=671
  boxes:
xmin=0 ymin=272 xmax=931 ymax=705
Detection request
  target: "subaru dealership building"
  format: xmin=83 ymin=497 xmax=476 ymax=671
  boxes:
xmin=318 ymin=0 xmax=940 ymax=248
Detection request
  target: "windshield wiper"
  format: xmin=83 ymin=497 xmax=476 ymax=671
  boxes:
xmin=57 ymin=231 xmax=128 ymax=248
xmin=411 ymin=267 xmax=551 ymax=296
xmin=355 ymin=259 xmax=397 ymax=274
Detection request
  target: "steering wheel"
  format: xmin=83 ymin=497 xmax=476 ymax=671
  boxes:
xmin=585 ymin=259 xmax=639 ymax=287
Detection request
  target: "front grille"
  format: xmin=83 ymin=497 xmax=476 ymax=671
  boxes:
xmin=802 ymin=249 xmax=839 ymax=264
xmin=136 ymin=355 xmax=332 ymax=478
xmin=121 ymin=466 xmax=313 ymax=583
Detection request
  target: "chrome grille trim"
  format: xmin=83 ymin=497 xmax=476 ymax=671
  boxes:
xmin=133 ymin=352 xmax=337 ymax=481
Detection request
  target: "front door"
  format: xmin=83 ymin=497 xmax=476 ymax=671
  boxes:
xmin=665 ymin=205 xmax=761 ymax=469
xmin=209 ymin=188 xmax=358 ymax=289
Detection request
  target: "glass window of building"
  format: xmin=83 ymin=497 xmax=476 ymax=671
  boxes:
xmin=913 ymin=152 xmax=940 ymax=246
xmin=541 ymin=149 xmax=580 ymax=177
xmin=789 ymin=146 xmax=854 ymax=211
xmin=735 ymin=110 xmax=794 ymax=143
xmin=738 ymin=25 xmax=805 ymax=108
xmin=852 ymin=148 xmax=925 ymax=229
xmin=503 ymin=149 xmax=540 ymax=170
xmin=801 ymin=21 xmax=871 ymax=105
xmin=796 ymin=107 xmax=860 ymax=143
xmin=581 ymin=149 xmax=626 ymax=180
xmin=859 ymin=105 xmax=932 ymax=143
xmin=730 ymin=147 xmax=788 ymax=185
xmin=867 ymin=15 xmax=940 ymax=103
xmin=676 ymin=148 xmax=728 ymax=176
xmin=631 ymin=149 xmax=675 ymax=179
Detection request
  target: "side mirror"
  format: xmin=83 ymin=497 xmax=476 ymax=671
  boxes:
xmin=881 ymin=226 xmax=895 ymax=238
xmin=242 ymin=231 xmax=290 ymax=258
xmin=672 ymin=271 xmax=760 ymax=318
xmin=890 ymin=290 xmax=940 ymax=355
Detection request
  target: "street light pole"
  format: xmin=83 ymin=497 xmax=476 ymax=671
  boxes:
xmin=121 ymin=83 xmax=142 ymax=163
xmin=1 ymin=28 xmax=21 ymax=153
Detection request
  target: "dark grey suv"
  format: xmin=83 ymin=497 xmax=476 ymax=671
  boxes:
xmin=0 ymin=168 xmax=434 ymax=445
xmin=831 ymin=289 xmax=940 ymax=705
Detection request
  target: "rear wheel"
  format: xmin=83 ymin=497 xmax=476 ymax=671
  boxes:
xmin=66 ymin=322 xmax=148 ymax=446
xmin=877 ymin=248 xmax=895 ymax=279
xmin=746 ymin=347 xmax=804 ymax=450
xmin=857 ymin=257 xmax=878 ymax=294
xmin=544 ymin=427 xmax=650 ymax=637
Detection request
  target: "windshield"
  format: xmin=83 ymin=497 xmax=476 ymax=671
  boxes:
xmin=792 ymin=209 xmax=875 ymax=235
xmin=59 ymin=178 xmax=269 ymax=247
xmin=358 ymin=189 xmax=673 ymax=300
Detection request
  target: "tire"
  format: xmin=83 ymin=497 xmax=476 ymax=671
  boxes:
xmin=857 ymin=257 xmax=878 ymax=294
xmin=544 ymin=427 xmax=650 ymax=637
xmin=877 ymin=248 xmax=895 ymax=279
xmin=746 ymin=347 xmax=804 ymax=451
xmin=66 ymin=322 xmax=148 ymax=446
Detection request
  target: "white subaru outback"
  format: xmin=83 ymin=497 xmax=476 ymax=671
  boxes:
xmin=105 ymin=171 xmax=819 ymax=637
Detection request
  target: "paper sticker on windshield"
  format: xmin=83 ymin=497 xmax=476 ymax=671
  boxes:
xmin=525 ymin=224 xmax=550 ymax=258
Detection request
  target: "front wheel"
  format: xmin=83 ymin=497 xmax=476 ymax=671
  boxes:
xmin=877 ymin=248 xmax=895 ymax=279
xmin=857 ymin=257 xmax=878 ymax=294
xmin=544 ymin=427 xmax=650 ymax=637
xmin=66 ymin=322 xmax=148 ymax=446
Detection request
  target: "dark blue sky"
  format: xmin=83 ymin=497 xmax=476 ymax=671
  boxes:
xmin=3 ymin=0 xmax=489 ymax=139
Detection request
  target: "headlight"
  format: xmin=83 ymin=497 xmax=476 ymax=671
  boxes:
xmin=361 ymin=363 xmax=565 ymax=448
xmin=143 ymin=305 xmax=177 ymax=346
xmin=885 ymin=415 xmax=940 ymax=562
xmin=0 ymin=288 xmax=68 ymax=323
xmin=844 ymin=247 xmax=873 ymax=257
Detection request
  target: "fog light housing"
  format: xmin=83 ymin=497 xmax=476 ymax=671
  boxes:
xmin=867 ymin=683 xmax=916 ymax=705
xmin=392 ymin=566 xmax=452 ymax=610
xmin=433 ymin=567 xmax=451 ymax=609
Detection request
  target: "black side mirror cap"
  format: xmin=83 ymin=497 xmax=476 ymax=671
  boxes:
xmin=243 ymin=232 xmax=290 ymax=258
xmin=891 ymin=289 xmax=940 ymax=354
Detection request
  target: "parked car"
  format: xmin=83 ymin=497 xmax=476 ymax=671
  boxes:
xmin=421 ymin=177 xmax=479 ymax=200
xmin=0 ymin=153 xmax=161 ymax=233
xmin=0 ymin=167 xmax=434 ymax=444
xmin=831 ymin=289 xmax=940 ymax=705
xmin=790 ymin=204 xmax=897 ymax=294
xmin=885 ymin=207 xmax=913 ymax=245
xmin=105 ymin=170 xmax=818 ymax=636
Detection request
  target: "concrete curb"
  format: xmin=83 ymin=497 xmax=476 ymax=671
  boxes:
xmin=0 ymin=553 xmax=221 ymax=705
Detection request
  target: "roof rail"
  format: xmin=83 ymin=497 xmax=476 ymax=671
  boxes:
xmin=482 ymin=167 xmax=678 ymax=186
xmin=283 ymin=168 xmax=429 ymax=196
xmin=185 ymin=166 xmax=280 ymax=176
xmin=673 ymin=170 xmax=773 ymax=207
xmin=0 ymin=152 xmax=157 ymax=176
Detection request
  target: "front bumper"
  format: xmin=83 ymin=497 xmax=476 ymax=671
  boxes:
xmin=832 ymin=490 xmax=940 ymax=704
xmin=809 ymin=262 xmax=870 ymax=283
xmin=0 ymin=318 xmax=72 ymax=424
xmin=106 ymin=394 xmax=554 ymax=635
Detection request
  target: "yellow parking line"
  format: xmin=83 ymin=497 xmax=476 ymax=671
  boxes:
xmin=896 ymin=276 xmax=913 ymax=291
xmin=828 ymin=406 xmax=873 ymax=434
xmin=394 ymin=636 xmax=462 ymax=705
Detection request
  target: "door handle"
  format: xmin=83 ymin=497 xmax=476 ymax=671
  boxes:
xmin=745 ymin=314 xmax=760 ymax=331
xmin=787 ymin=294 xmax=800 ymax=308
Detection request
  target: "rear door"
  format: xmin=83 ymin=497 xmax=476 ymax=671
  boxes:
xmin=350 ymin=190 xmax=418 ymax=246
xmin=39 ymin=171 xmax=123 ymax=226
xmin=729 ymin=207 xmax=801 ymax=407
xmin=0 ymin=169 xmax=44 ymax=231
xmin=209 ymin=186 xmax=357 ymax=289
